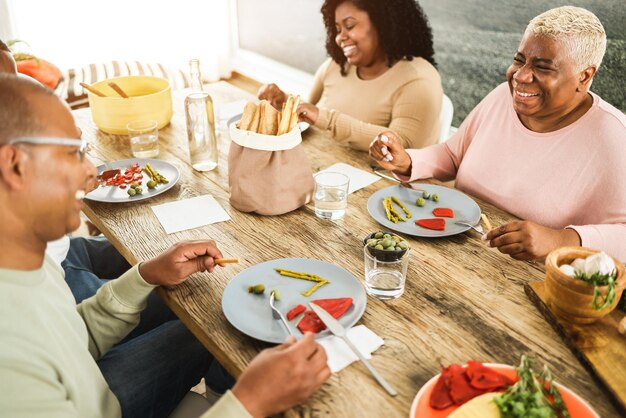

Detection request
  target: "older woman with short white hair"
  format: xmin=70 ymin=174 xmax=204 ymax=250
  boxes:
xmin=370 ymin=6 xmax=626 ymax=261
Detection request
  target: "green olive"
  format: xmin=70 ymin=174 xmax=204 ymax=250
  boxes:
xmin=247 ymin=284 xmax=265 ymax=294
xmin=394 ymin=246 xmax=402 ymax=251
xmin=134 ymin=186 xmax=143 ymax=194
xmin=374 ymin=232 xmax=384 ymax=239
xmin=147 ymin=180 xmax=157 ymax=189
xmin=398 ymin=241 xmax=408 ymax=250
xmin=271 ymin=289 xmax=280 ymax=300
xmin=380 ymin=239 xmax=393 ymax=248
xmin=375 ymin=244 xmax=384 ymax=250
xmin=127 ymin=188 xmax=137 ymax=196
xmin=416 ymin=197 xmax=426 ymax=207
xmin=432 ymin=193 xmax=440 ymax=202
xmin=422 ymin=191 xmax=431 ymax=199
xmin=383 ymin=234 xmax=392 ymax=239
xmin=384 ymin=246 xmax=395 ymax=251
xmin=392 ymin=235 xmax=401 ymax=241
xmin=130 ymin=182 xmax=140 ymax=189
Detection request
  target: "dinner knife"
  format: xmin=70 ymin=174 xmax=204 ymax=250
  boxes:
xmin=308 ymin=303 xmax=398 ymax=397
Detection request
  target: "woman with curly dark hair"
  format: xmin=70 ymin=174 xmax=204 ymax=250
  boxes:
xmin=259 ymin=0 xmax=443 ymax=151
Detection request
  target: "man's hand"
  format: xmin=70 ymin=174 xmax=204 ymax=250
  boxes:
xmin=232 ymin=333 xmax=331 ymax=418
xmin=138 ymin=240 xmax=224 ymax=286
xmin=368 ymin=131 xmax=412 ymax=176
xmin=257 ymin=83 xmax=287 ymax=109
xmin=484 ymin=221 xmax=581 ymax=261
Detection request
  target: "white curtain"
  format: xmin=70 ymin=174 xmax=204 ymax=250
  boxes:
xmin=6 ymin=0 xmax=233 ymax=80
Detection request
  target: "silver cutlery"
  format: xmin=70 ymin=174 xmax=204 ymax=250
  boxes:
xmin=455 ymin=220 xmax=484 ymax=234
xmin=270 ymin=291 xmax=295 ymax=337
xmin=373 ymin=170 xmax=425 ymax=193
xmin=309 ymin=303 xmax=398 ymax=397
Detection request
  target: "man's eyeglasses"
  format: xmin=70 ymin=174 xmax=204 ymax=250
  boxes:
xmin=8 ymin=137 xmax=91 ymax=162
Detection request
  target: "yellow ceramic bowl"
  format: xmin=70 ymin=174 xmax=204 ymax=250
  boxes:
xmin=87 ymin=76 xmax=173 ymax=135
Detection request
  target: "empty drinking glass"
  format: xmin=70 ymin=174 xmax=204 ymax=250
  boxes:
xmin=313 ymin=172 xmax=349 ymax=220
xmin=363 ymin=244 xmax=409 ymax=299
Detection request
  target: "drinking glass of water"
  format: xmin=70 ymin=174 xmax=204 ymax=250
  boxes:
xmin=127 ymin=120 xmax=159 ymax=158
xmin=313 ymin=172 xmax=349 ymax=220
xmin=363 ymin=244 xmax=409 ymax=299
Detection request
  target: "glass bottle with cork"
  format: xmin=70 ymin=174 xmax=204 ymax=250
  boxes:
xmin=185 ymin=58 xmax=218 ymax=171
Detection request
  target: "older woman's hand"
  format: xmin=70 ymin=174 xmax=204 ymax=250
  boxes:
xmin=484 ymin=221 xmax=581 ymax=261
xmin=297 ymin=103 xmax=319 ymax=125
xmin=257 ymin=83 xmax=287 ymax=109
xmin=369 ymin=131 xmax=412 ymax=176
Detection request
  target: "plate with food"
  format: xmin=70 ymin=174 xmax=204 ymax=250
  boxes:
xmin=221 ymin=258 xmax=366 ymax=343
xmin=367 ymin=184 xmax=481 ymax=237
xmin=86 ymin=158 xmax=180 ymax=203
xmin=409 ymin=358 xmax=599 ymax=418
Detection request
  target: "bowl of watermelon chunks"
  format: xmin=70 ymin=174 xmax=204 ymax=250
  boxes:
xmin=286 ymin=297 xmax=353 ymax=334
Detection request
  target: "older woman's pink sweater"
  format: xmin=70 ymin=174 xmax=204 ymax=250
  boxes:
xmin=402 ymin=83 xmax=626 ymax=261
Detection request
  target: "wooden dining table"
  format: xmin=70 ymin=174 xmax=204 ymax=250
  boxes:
xmin=74 ymin=82 xmax=620 ymax=418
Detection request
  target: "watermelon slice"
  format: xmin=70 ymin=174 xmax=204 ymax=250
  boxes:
xmin=430 ymin=365 xmax=455 ymax=409
xmin=415 ymin=218 xmax=446 ymax=231
xmin=296 ymin=297 xmax=353 ymax=334
xmin=466 ymin=360 xmax=515 ymax=389
xmin=433 ymin=208 xmax=454 ymax=218
xmin=286 ymin=304 xmax=306 ymax=321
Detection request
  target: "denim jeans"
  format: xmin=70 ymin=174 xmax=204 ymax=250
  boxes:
xmin=62 ymin=237 xmax=234 ymax=417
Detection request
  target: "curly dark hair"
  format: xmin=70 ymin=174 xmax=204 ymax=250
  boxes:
xmin=321 ymin=0 xmax=436 ymax=75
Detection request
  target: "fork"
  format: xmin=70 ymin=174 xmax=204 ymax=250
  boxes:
xmin=455 ymin=220 xmax=484 ymax=234
xmin=372 ymin=170 xmax=426 ymax=192
xmin=270 ymin=291 xmax=295 ymax=337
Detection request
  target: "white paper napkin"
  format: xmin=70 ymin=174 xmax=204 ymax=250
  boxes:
xmin=318 ymin=163 xmax=380 ymax=194
xmin=151 ymin=195 xmax=230 ymax=234
xmin=318 ymin=325 xmax=385 ymax=373
xmin=218 ymin=99 xmax=248 ymax=122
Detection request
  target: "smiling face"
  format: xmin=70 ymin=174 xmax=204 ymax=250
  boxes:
xmin=20 ymin=94 xmax=96 ymax=241
xmin=334 ymin=1 xmax=385 ymax=69
xmin=506 ymin=33 xmax=594 ymax=131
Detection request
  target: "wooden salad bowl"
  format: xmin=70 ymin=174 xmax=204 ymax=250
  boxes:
xmin=545 ymin=246 xmax=626 ymax=324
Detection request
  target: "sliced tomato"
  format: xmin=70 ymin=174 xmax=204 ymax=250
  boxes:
xmin=433 ymin=208 xmax=454 ymax=218
xmin=415 ymin=218 xmax=446 ymax=231
xmin=287 ymin=304 xmax=306 ymax=321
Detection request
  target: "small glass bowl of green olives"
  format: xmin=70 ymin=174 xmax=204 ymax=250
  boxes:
xmin=363 ymin=231 xmax=409 ymax=261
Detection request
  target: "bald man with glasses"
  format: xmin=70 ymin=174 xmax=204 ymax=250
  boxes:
xmin=0 ymin=74 xmax=330 ymax=418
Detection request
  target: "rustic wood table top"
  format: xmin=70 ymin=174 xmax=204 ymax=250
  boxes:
xmin=73 ymin=82 xmax=619 ymax=418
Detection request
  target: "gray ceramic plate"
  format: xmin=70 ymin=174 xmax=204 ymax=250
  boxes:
xmin=86 ymin=158 xmax=180 ymax=203
xmin=227 ymin=113 xmax=310 ymax=132
xmin=367 ymin=184 xmax=481 ymax=237
xmin=222 ymin=258 xmax=366 ymax=343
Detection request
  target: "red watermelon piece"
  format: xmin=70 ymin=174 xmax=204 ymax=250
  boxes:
xmin=430 ymin=365 xmax=455 ymax=409
xmin=448 ymin=363 xmax=486 ymax=405
xmin=466 ymin=360 xmax=515 ymax=390
xmin=433 ymin=208 xmax=454 ymax=218
xmin=286 ymin=304 xmax=306 ymax=321
xmin=296 ymin=297 xmax=353 ymax=334
xmin=415 ymin=218 xmax=446 ymax=231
